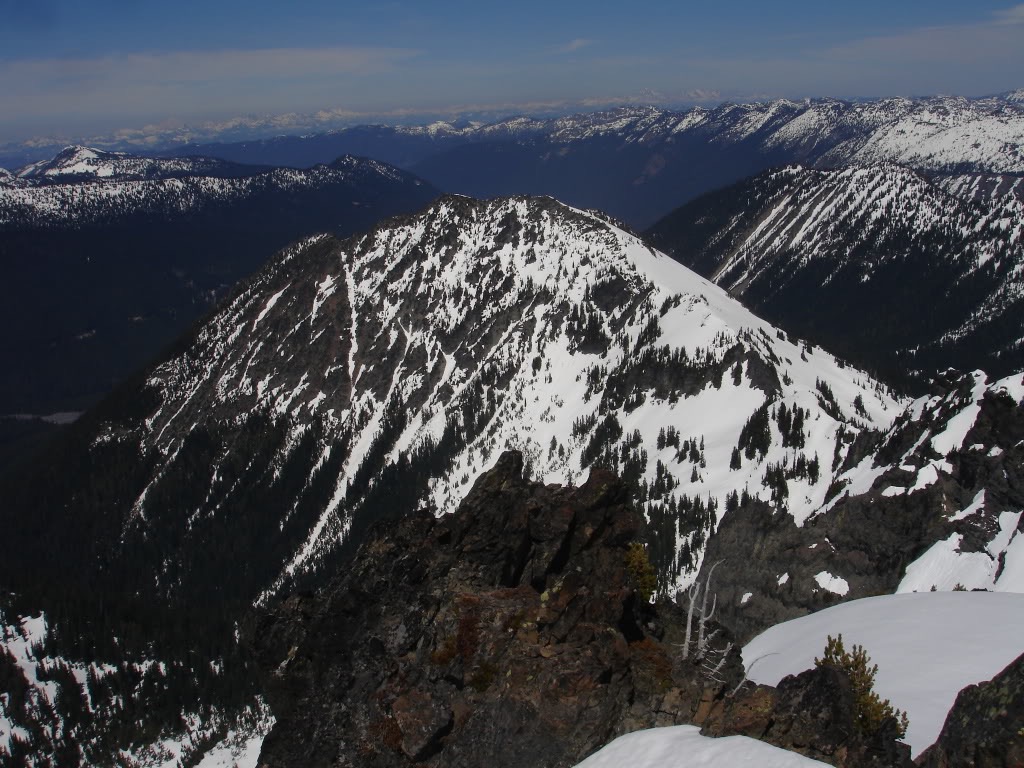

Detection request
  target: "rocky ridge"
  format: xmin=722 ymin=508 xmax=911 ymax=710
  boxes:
xmin=251 ymin=451 xmax=912 ymax=768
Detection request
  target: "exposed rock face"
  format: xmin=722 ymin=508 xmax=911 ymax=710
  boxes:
xmin=918 ymin=651 xmax=1024 ymax=768
xmin=250 ymin=452 xmax=912 ymax=768
xmin=250 ymin=451 xmax=703 ymax=767
xmin=697 ymin=371 xmax=1024 ymax=645
xmin=696 ymin=666 xmax=913 ymax=768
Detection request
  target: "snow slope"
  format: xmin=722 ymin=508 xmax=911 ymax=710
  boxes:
xmin=573 ymin=725 xmax=829 ymax=768
xmin=126 ymin=195 xmax=899 ymax=602
xmin=742 ymin=592 xmax=1024 ymax=757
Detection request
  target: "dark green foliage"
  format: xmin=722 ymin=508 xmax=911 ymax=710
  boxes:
xmin=816 ymin=634 xmax=909 ymax=739
xmin=625 ymin=542 xmax=658 ymax=602
xmin=738 ymin=403 xmax=772 ymax=460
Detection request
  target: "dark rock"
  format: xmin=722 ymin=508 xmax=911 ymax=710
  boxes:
xmin=249 ymin=451 xmax=722 ymax=768
xmin=917 ymin=651 xmax=1024 ymax=768
xmin=698 ymin=664 xmax=913 ymax=768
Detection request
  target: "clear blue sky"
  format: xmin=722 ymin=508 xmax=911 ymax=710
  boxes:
xmin=1 ymin=0 xmax=1022 ymax=143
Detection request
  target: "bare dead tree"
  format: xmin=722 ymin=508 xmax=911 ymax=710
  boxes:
xmin=677 ymin=559 xmax=723 ymax=661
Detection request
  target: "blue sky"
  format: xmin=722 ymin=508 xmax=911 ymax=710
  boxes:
xmin=1 ymin=0 xmax=1022 ymax=144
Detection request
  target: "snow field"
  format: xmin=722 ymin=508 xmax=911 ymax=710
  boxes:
xmin=742 ymin=592 xmax=1024 ymax=757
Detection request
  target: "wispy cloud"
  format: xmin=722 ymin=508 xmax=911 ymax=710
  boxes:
xmin=674 ymin=6 xmax=1024 ymax=98
xmin=553 ymin=38 xmax=594 ymax=55
xmin=0 ymin=46 xmax=420 ymax=127
xmin=993 ymin=3 xmax=1024 ymax=25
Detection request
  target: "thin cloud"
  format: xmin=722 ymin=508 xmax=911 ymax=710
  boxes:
xmin=993 ymin=3 xmax=1024 ymax=25
xmin=0 ymin=46 xmax=420 ymax=123
xmin=553 ymin=38 xmax=595 ymax=55
xmin=675 ymin=6 xmax=1024 ymax=99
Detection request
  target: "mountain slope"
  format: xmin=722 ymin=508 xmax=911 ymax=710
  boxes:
xmin=0 ymin=194 xmax=901 ymax=636
xmin=646 ymin=164 xmax=1024 ymax=384
xmin=697 ymin=368 xmax=1024 ymax=642
xmin=0 ymin=149 xmax=439 ymax=419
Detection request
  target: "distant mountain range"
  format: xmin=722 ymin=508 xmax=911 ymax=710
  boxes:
xmin=151 ymin=94 xmax=1024 ymax=228
xmin=2 ymin=92 xmax=1024 ymax=767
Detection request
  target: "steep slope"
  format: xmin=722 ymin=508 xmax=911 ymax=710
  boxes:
xmin=698 ymin=369 xmax=1024 ymax=642
xmin=0 ymin=149 xmax=438 ymax=419
xmin=646 ymin=165 xmax=1024 ymax=384
xmin=0 ymin=193 xmax=900 ymax=632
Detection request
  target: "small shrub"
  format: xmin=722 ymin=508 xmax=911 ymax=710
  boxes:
xmin=456 ymin=608 xmax=481 ymax=660
xmin=468 ymin=661 xmax=498 ymax=692
xmin=430 ymin=636 xmax=458 ymax=665
xmin=626 ymin=542 xmax=657 ymax=602
xmin=815 ymin=634 xmax=909 ymax=739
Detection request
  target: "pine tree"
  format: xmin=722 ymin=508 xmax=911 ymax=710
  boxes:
xmin=815 ymin=634 xmax=908 ymax=739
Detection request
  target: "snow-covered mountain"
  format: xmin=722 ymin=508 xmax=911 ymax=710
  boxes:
xmin=11 ymin=145 xmax=262 ymax=184
xmin=0 ymin=198 xmax=900 ymax=766
xmin=45 ymin=195 xmax=897 ymax=606
xmin=0 ymin=147 xmax=438 ymax=422
xmin=0 ymin=150 xmax=427 ymax=228
xmin=147 ymin=94 xmax=1024 ymax=229
xmin=647 ymin=164 xmax=1024 ymax=383
xmin=2 ymin=191 xmax=1021 ymax=765
xmin=697 ymin=367 xmax=1024 ymax=643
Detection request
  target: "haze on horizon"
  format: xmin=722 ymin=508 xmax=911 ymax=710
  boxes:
xmin=1 ymin=0 xmax=1022 ymax=147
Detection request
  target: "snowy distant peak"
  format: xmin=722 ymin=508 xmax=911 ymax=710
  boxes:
xmin=411 ymin=94 xmax=1024 ymax=173
xmin=0 ymin=152 xmax=433 ymax=227
xmin=13 ymin=144 xmax=261 ymax=184
xmin=1005 ymin=89 xmax=1024 ymax=104
xmin=16 ymin=144 xmax=124 ymax=178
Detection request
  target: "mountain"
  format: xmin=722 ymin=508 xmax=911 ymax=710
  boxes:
xmin=697 ymin=368 xmax=1024 ymax=643
xmin=12 ymin=145 xmax=268 ymax=184
xmin=165 ymin=95 xmax=1024 ymax=229
xmin=0 ymin=148 xmax=439 ymax=423
xmin=646 ymin=164 xmax=1024 ymax=386
xmin=0 ymin=193 xmax=904 ymax=764
xmin=3 ymin=191 xmax=1020 ymax=766
xmin=248 ymin=451 xmax=911 ymax=768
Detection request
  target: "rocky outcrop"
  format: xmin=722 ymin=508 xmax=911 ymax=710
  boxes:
xmin=696 ymin=666 xmax=913 ymax=768
xmin=917 ymin=651 xmax=1024 ymax=768
xmin=249 ymin=451 xmax=708 ymax=767
xmin=250 ymin=451 xmax=912 ymax=768
xmin=697 ymin=371 xmax=1024 ymax=645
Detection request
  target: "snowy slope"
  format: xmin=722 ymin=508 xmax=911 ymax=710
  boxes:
xmin=647 ymin=163 xmax=1024 ymax=380
xmin=119 ymin=195 xmax=898 ymax=604
xmin=0 ymin=152 xmax=425 ymax=228
xmin=573 ymin=725 xmax=829 ymax=768
xmin=0 ymin=603 xmax=269 ymax=767
xmin=13 ymin=145 xmax=253 ymax=182
xmin=743 ymin=592 xmax=1024 ymax=757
